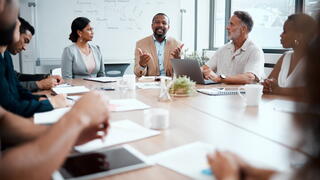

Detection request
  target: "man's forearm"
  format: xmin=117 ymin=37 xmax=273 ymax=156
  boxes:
xmin=0 ymin=109 xmax=47 ymax=145
xmin=0 ymin=111 xmax=86 ymax=179
xmin=222 ymin=73 xmax=257 ymax=84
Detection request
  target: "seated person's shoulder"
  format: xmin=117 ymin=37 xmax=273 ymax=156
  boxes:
xmin=246 ymin=40 xmax=263 ymax=52
xmin=63 ymin=44 xmax=77 ymax=52
xmin=136 ymin=35 xmax=153 ymax=45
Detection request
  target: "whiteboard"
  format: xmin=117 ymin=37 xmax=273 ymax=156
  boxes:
xmin=35 ymin=0 xmax=181 ymax=63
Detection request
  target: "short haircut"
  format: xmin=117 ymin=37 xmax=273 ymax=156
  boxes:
xmin=18 ymin=17 xmax=35 ymax=35
xmin=152 ymin=13 xmax=170 ymax=24
xmin=287 ymin=13 xmax=317 ymax=41
xmin=69 ymin=17 xmax=90 ymax=43
xmin=233 ymin=11 xmax=254 ymax=33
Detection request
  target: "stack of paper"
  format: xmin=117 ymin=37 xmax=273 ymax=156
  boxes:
xmin=75 ymin=120 xmax=160 ymax=152
xmin=52 ymin=86 xmax=90 ymax=95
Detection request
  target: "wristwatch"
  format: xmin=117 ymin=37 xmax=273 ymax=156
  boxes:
xmin=220 ymin=74 xmax=227 ymax=79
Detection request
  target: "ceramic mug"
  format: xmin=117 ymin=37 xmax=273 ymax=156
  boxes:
xmin=144 ymin=108 xmax=170 ymax=129
xmin=238 ymin=84 xmax=263 ymax=106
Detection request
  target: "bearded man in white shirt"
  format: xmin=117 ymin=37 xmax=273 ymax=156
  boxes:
xmin=202 ymin=11 xmax=264 ymax=84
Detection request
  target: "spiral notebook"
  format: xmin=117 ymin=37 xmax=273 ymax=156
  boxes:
xmin=197 ymin=88 xmax=245 ymax=96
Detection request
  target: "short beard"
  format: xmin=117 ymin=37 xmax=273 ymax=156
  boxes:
xmin=228 ymin=28 xmax=241 ymax=41
xmin=154 ymin=33 xmax=166 ymax=40
xmin=0 ymin=22 xmax=16 ymax=46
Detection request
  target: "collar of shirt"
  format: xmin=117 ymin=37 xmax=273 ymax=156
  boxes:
xmin=227 ymin=38 xmax=251 ymax=60
xmin=227 ymin=38 xmax=251 ymax=51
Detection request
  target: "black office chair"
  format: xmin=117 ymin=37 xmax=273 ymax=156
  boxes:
xmin=104 ymin=63 xmax=130 ymax=77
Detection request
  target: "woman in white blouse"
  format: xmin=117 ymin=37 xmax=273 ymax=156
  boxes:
xmin=262 ymin=14 xmax=316 ymax=96
xmin=61 ymin=17 xmax=105 ymax=79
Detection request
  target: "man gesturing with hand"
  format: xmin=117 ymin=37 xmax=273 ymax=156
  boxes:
xmin=135 ymin=13 xmax=184 ymax=77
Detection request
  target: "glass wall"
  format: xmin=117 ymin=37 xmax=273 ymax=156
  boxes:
xmin=231 ymin=0 xmax=295 ymax=49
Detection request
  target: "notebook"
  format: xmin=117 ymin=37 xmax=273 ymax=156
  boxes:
xmin=197 ymin=88 xmax=245 ymax=96
xmin=83 ymin=77 xmax=118 ymax=83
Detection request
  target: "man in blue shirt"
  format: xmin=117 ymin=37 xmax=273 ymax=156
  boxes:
xmin=134 ymin=13 xmax=184 ymax=77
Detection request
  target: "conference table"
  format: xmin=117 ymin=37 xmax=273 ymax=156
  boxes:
xmin=62 ymin=78 xmax=306 ymax=180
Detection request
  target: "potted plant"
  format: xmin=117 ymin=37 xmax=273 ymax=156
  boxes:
xmin=169 ymin=76 xmax=196 ymax=96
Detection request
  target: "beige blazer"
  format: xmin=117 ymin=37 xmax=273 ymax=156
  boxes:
xmin=134 ymin=35 xmax=182 ymax=77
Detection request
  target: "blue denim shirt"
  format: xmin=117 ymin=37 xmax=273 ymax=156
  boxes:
xmin=153 ymin=36 xmax=167 ymax=76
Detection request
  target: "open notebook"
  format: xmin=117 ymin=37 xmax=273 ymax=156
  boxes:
xmin=197 ymin=88 xmax=245 ymax=96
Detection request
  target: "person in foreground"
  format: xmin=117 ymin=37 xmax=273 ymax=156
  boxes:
xmin=61 ymin=17 xmax=105 ymax=79
xmin=202 ymin=11 xmax=264 ymax=84
xmin=134 ymin=13 xmax=184 ymax=77
xmin=262 ymin=13 xmax=316 ymax=96
xmin=7 ymin=17 xmax=64 ymax=91
xmin=0 ymin=91 xmax=110 ymax=179
xmin=0 ymin=17 xmax=68 ymax=117
xmin=207 ymin=11 xmax=320 ymax=180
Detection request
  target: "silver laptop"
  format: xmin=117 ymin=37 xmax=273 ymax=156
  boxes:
xmin=171 ymin=59 xmax=217 ymax=85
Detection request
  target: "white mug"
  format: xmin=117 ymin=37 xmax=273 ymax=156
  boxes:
xmin=144 ymin=108 xmax=170 ymax=129
xmin=238 ymin=84 xmax=263 ymax=106
xmin=123 ymin=74 xmax=136 ymax=90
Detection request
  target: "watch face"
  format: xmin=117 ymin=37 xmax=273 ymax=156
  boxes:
xmin=220 ymin=74 xmax=227 ymax=79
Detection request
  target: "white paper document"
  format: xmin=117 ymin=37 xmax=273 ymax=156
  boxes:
xmin=52 ymin=86 xmax=90 ymax=95
xmin=34 ymin=99 xmax=150 ymax=125
xmin=34 ymin=107 xmax=71 ymax=124
xmin=109 ymin=99 xmax=150 ymax=112
xmin=267 ymin=99 xmax=307 ymax=113
xmin=136 ymin=82 xmax=160 ymax=89
xmin=83 ymin=77 xmax=118 ymax=83
xmin=75 ymin=120 xmax=160 ymax=152
xmin=149 ymin=142 xmax=214 ymax=180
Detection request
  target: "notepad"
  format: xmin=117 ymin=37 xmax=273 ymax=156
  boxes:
xmin=75 ymin=120 xmax=160 ymax=152
xmin=52 ymin=86 xmax=90 ymax=95
xmin=84 ymin=77 xmax=118 ymax=83
xmin=197 ymin=88 xmax=245 ymax=96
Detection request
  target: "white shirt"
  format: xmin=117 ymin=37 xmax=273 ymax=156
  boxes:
xmin=278 ymin=51 xmax=305 ymax=88
xmin=206 ymin=38 xmax=265 ymax=79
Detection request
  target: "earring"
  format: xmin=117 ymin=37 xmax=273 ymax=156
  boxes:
xmin=294 ymin=39 xmax=300 ymax=46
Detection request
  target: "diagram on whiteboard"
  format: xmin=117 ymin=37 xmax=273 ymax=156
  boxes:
xmin=73 ymin=0 xmax=166 ymax=31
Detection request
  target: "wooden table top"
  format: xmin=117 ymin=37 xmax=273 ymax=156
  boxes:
xmin=60 ymin=79 xmax=305 ymax=179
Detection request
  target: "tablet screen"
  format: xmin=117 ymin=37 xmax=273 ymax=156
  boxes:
xmin=59 ymin=147 xmax=144 ymax=178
